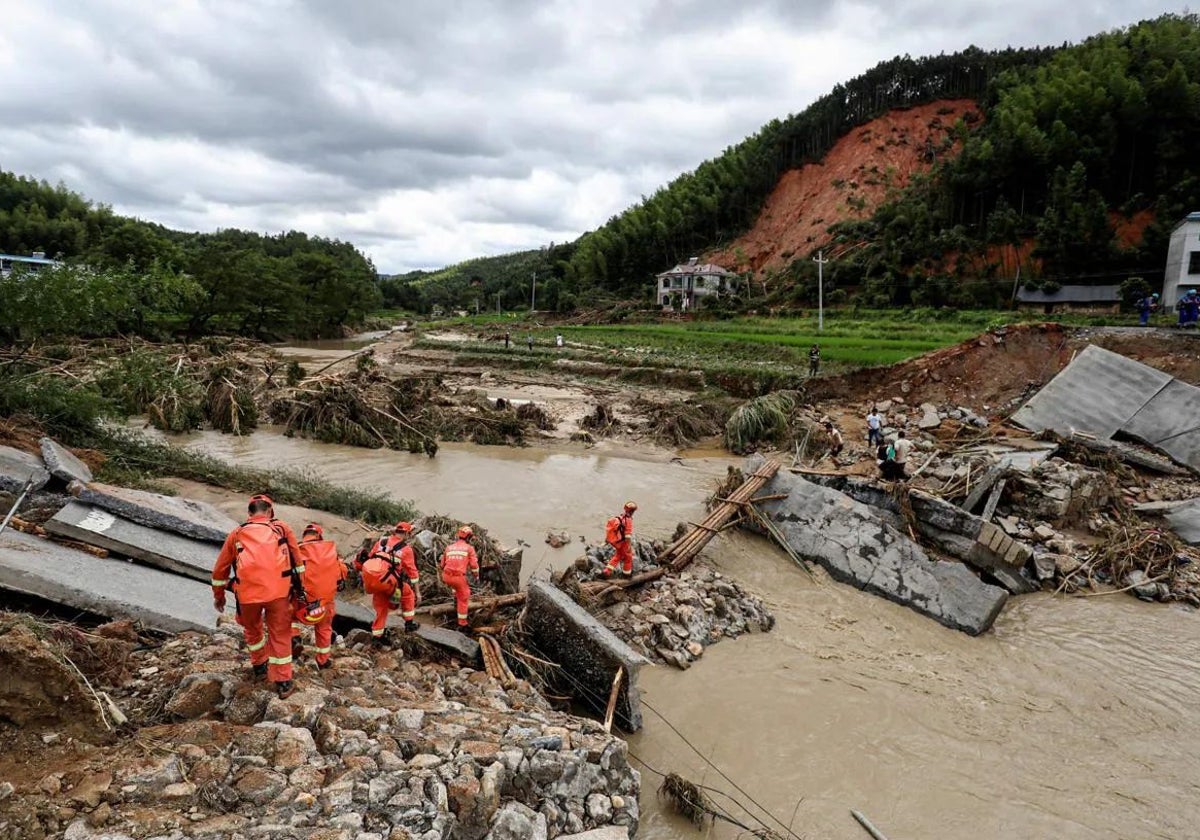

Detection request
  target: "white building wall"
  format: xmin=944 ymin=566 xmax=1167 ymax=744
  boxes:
xmin=1163 ymin=217 xmax=1200 ymax=310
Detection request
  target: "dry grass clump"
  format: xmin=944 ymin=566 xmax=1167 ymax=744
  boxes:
xmin=580 ymin=403 xmax=619 ymax=436
xmin=633 ymin=394 xmax=732 ymax=447
xmin=723 ymin=390 xmax=803 ymax=454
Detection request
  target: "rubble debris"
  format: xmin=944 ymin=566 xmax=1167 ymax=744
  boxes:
xmin=38 ymin=437 xmax=94 ymax=485
xmin=0 ymin=444 xmax=49 ymax=495
xmin=1006 ymin=458 xmax=1113 ymax=527
xmin=0 ymin=615 xmax=642 ymax=840
xmin=73 ymin=481 xmax=237 ymax=543
xmin=593 ymin=562 xmax=774 ymax=669
xmin=0 ymin=622 xmax=104 ymax=733
xmin=547 ymin=530 xmax=571 ymax=548
xmin=522 ymin=579 xmax=649 ymax=730
xmin=0 ymin=529 xmax=215 ymax=633
xmin=1164 ymin=499 xmax=1200 ymax=545
xmin=752 ymin=459 xmax=1009 ymax=634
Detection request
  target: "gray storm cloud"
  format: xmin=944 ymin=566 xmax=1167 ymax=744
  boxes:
xmin=0 ymin=0 xmax=1184 ymax=272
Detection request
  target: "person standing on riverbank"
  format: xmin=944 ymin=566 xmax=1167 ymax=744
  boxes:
xmin=356 ymin=521 xmax=421 ymax=641
xmin=866 ymin=407 xmax=883 ymax=449
xmin=892 ymin=430 xmax=913 ymax=479
xmin=602 ymin=501 xmax=637 ymax=578
xmin=211 ymin=494 xmax=302 ymax=698
xmin=441 ymin=526 xmax=480 ymax=628
xmin=824 ymin=421 xmax=844 ymax=457
xmin=808 ymin=344 xmax=821 ymax=376
xmin=526 ymin=334 xmax=534 ymax=351
xmin=294 ymin=523 xmax=347 ymax=669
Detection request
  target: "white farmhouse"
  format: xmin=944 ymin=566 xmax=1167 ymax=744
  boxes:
xmin=1162 ymin=212 xmax=1200 ymax=309
xmin=655 ymin=257 xmax=735 ymax=309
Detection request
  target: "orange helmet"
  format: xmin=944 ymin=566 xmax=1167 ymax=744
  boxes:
xmin=393 ymin=521 xmax=414 ymax=534
xmin=302 ymin=523 xmax=324 ymax=540
xmin=456 ymin=525 xmax=473 ymax=539
xmin=294 ymin=599 xmax=327 ymax=627
xmin=248 ymin=493 xmax=274 ymax=511
xmin=623 ymin=501 xmax=638 ymax=513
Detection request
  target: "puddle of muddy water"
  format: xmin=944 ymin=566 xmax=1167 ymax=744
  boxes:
xmin=631 ymin=531 xmax=1200 ymax=840
xmin=161 ymin=428 xmax=735 ymax=582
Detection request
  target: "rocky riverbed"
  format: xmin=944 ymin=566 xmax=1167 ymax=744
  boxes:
xmin=0 ymin=615 xmax=640 ymax=840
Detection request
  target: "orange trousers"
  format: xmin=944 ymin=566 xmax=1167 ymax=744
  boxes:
xmin=441 ymin=571 xmax=471 ymax=627
xmin=238 ymin=597 xmax=294 ymax=683
xmin=370 ymin=583 xmax=415 ymax=637
xmin=604 ymin=542 xmax=634 ymax=575
xmin=292 ymin=604 xmax=337 ymax=665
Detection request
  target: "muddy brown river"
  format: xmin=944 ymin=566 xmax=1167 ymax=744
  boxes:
xmin=170 ymin=428 xmax=1200 ymax=839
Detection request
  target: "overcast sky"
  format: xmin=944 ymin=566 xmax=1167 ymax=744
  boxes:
xmin=0 ymin=1 xmax=1188 ymax=273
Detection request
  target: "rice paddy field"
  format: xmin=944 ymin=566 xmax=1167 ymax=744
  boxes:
xmin=414 ymin=309 xmax=1137 ymax=386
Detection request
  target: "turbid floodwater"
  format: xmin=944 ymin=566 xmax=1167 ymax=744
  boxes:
xmin=163 ymin=334 xmax=1200 ymax=839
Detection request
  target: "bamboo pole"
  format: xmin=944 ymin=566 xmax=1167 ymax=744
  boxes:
xmin=603 ymin=666 xmax=624 ymax=733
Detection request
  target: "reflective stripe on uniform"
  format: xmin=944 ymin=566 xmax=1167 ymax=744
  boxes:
xmin=401 ymin=611 xmax=415 ymax=620
xmin=246 ymin=638 xmax=267 ymax=652
xmin=371 ymin=628 xmax=385 ymax=637
xmin=291 ymin=623 xmax=305 ymax=632
xmin=211 ymin=578 xmax=228 ymax=587
xmin=292 ymin=564 xmax=306 ymax=574
xmin=268 ymin=655 xmax=293 ymax=665
xmin=313 ymin=646 xmax=331 ymax=654
xmin=457 ymin=613 xmax=468 ymax=620
xmin=410 ymin=575 xmax=420 ymax=583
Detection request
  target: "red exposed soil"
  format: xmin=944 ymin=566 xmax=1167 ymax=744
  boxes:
xmin=711 ymin=100 xmax=979 ymax=277
xmin=1112 ymin=209 xmax=1155 ymax=250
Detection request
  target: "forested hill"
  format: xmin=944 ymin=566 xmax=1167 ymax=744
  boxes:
xmin=549 ymin=13 xmax=1200 ymax=309
xmin=0 ymin=172 xmax=380 ymax=338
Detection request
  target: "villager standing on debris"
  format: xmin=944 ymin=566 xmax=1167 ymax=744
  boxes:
xmin=211 ymin=494 xmax=303 ymax=698
xmin=294 ymin=523 xmax=347 ymax=669
xmin=355 ymin=521 xmax=421 ymax=641
xmin=866 ymin=407 xmax=883 ymax=448
xmin=526 ymin=333 xmax=534 ymax=351
xmin=441 ymin=526 xmax=480 ymax=628
xmin=808 ymin=344 xmax=821 ymax=376
xmin=602 ymin=501 xmax=638 ymax=578
xmin=824 ymin=421 xmax=844 ymax=457
xmin=892 ymin=430 xmax=913 ymax=479
xmin=556 ymin=333 xmax=564 ymax=348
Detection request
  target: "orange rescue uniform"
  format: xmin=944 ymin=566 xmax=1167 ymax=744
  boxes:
xmin=356 ymin=535 xmax=420 ymax=637
xmin=294 ymin=537 xmax=347 ymax=665
xmin=603 ymin=512 xmax=635 ymax=575
xmin=211 ymin=515 xmax=303 ymax=684
xmin=440 ymin=538 xmax=479 ymax=627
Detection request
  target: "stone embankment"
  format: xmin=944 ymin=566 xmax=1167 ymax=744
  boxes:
xmin=0 ymin=618 xmax=640 ymax=840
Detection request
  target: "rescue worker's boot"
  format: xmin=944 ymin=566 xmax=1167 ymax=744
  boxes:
xmin=276 ymin=680 xmax=295 ymax=699
xmin=252 ymin=662 xmax=268 ymax=679
xmin=316 ymin=660 xmax=333 ymax=671
xmin=404 ymin=620 xmax=419 ymax=632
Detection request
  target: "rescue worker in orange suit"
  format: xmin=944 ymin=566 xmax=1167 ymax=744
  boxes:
xmin=354 ymin=521 xmax=421 ymax=641
xmin=602 ymin=501 xmax=638 ymax=578
xmin=211 ymin=494 xmax=303 ymax=698
xmin=440 ymin=526 xmax=480 ymax=628
xmin=293 ymin=523 xmax=347 ymax=670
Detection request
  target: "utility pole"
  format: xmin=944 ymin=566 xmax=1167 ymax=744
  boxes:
xmin=531 ymin=272 xmax=537 ymax=312
xmin=813 ymin=250 xmax=828 ymax=332
xmin=496 ymin=292 xmax=501 ymax=314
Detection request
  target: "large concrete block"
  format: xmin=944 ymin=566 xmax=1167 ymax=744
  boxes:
xmin=0 ymin=445 xmax=49 ymax=494
xmin=758 ymin=465 xmax=1008 ymax=635
xmin=74 ymin=481 xmax=238 ymax=543
xmin=524 ymin=579 xmax=649 ymax=730
xmin=413 ymin=625 xmax=480 ymax=662
xmin=39 ymin=437 xmax=93 ymax=485
xmin=45 ymin=502 xmax=215 ymax=581
xmin=0 ymin=530 xmax=215 ymax=633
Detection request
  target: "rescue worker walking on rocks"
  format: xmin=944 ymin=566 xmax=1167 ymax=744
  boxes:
xmin=294 ymin=523 xmax=347 ymax=669
xmin=355 ymin=521 xmax=421 ymax=642
xmin=211 ymin=494 xmax=303 ymax=698
xmin=441 ymin=526 xmax=480 ymax=628
xmin=602 ymin=501 xmax=637 ymax=578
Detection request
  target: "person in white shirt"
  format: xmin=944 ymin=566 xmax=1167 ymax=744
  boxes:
xmin=892 ymin=430 xmax=913 ymax=477
xmin=866 ymin=408 xmax=882 ymax=448
xmin=823 ymin=421 xmax=843 ymax=457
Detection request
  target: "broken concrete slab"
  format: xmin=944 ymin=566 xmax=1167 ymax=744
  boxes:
xmin=74 ymin=481 xmax=238 ymax=543
xmin=0 ymin=529 xmax=215 ymax=633
xmin=1013 ymin=345 xmax=1172 ymax=440
xmin=1164 ymin=499 xmax=1200 ymax=545
xmin=1067 ymin=434 xmax=1186 ymax=475
xmin=45 ymin=501 xmax=215 ymax=581
xmin=523 ymin=578 xmax=649 ymax=730
xmin=38 ymin=437 xmax=93 ymax=485
xmin=0 ymin=445 xmax=49 ymax=495
xmin=413 ymin=625 xmax=480 ymax=662
xmin=800 ymin=472 xmax=1036 ymax=595
xmin=761 ymin=465 xmax=1009 ymax=634
xmin=1123 ymin=378 xmax=1200 ymax=472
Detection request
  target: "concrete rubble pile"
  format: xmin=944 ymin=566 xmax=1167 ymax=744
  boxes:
xmin=0 ymin=618 xmax=641 ymax=840
xmin=576 ymin=539 xmax=775 ymax=669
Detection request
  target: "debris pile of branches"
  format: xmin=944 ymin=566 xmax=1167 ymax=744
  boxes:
xmin=724 ymin=390 xmax=808 ymax=454
xmin=633 ymin=394 xmax=733 ymax=447
xmin=1061 ymin=522 xmax=1200 ymax=604
xmin=515 ymin=401 xmax=556 ymax=431
xmin=580 ymin=402 xmax=620 ymax=436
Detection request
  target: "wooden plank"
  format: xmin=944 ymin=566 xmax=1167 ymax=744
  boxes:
xmin=980 ymin=478 xmax=1006 ymax=523
xmin=960 ymin=462 xmax=1006 ymax=513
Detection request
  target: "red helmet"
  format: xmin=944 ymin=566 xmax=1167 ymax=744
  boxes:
xmin=457 ymin=525 xmax=473 ymax=540
xmin=302 ymin=523 xmax=324 ymax=540
xmin=393 ymin=521 xmax=414 ymax=534
xmin=294 ymin=599 xmax=327 ymax=627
